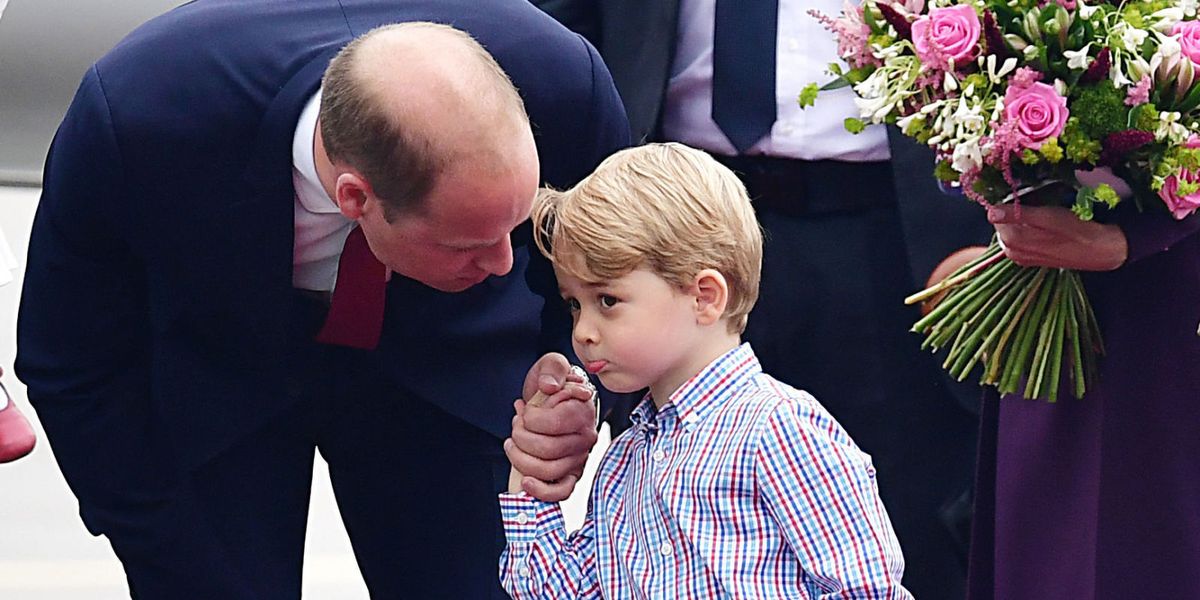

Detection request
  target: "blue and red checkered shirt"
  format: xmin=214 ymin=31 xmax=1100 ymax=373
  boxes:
xmin=499 ymin=343 xmax=911 ymax=599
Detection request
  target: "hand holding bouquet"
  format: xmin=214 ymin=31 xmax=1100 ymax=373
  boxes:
xmin=807 ymin=0 xmax=1200 ymax=401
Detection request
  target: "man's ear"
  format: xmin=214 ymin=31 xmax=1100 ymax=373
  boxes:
xmin=691 ymin=269 xmax=729 ymax=326
xmin=334 ymin=171 xmax=372 ymax=220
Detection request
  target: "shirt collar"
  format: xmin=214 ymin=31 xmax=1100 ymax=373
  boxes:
xmin=292 ymin=88 xmax=340 ymax=214
xmin=629 ymin=343 xmax=762 ymax=432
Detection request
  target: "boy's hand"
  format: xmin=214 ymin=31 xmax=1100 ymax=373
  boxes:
xmin=504 ymin=378 xmax=598 ymax=501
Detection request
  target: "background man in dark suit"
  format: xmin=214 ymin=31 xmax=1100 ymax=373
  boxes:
xmin=533 ymin=1 xmax=991 ymax=597
xmin=16 ymin=1 xmax=628 ymax=597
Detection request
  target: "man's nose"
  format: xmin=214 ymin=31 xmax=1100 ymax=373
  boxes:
xmin=475 ymin=236 xmax=514 ymax=277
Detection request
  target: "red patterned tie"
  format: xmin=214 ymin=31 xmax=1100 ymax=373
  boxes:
xmin=315 ymin=226 xmax=388 ymax=350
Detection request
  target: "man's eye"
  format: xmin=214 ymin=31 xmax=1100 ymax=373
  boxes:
xmin=564 ymin=297 xmax=581 ymax=311
xmin=600 ymin=295 xmax=619 ymax=308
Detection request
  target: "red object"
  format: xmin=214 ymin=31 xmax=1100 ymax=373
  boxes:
xmin=0 ymin=383 xmax=35 ymax=463
xmin=315 ymin=226 xmax=388 ymax=350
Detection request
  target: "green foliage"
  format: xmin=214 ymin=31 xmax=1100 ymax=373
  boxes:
xmin=799 ymin=83 xmax=820 ymax=108
xmin=1039 ymin=137 xmax=1064 ymax=163
xmin=844 ymin=118 xmax=867 ymax=134
xmin=934 ymin=159 xmax=960 ymax=182
xmin=1129 ymin=103 xmax=1159 ymax=131
xmin=963 ymin=73 xmax=990 ymax=92
xmin=1061 ymin=118 xmax=1102 ymax=163
xmin=1072 ymin=81 xmax=1130 ymax=139
xmin=1178 ymin=179 xmax=1200 ymax=197
xmin=1094 ymin=183 xmax=1121 ymax=208
xmin=1021 ymin=149 xmax=1041 ymax=165
xmin=1071 ymin=190 xmax=1095 ymax=220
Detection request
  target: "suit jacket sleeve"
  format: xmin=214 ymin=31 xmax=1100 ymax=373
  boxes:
xmin=531 ymin=0 xmax=601 ymax=47
xmin=1113 ymin=206 xmax=1200 ymax=264
xmin=16 ymin=66 xmax=175 ymax=540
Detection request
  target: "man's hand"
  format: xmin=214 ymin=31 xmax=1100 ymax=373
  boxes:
xmin=989 ymin=204 xmax=1128 ymax=271
xmin=505 ymin=354 xmax=599 ymax=501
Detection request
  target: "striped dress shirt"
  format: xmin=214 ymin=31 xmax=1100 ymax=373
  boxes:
xmin=499 ymin=344 xmax=912 ymax=599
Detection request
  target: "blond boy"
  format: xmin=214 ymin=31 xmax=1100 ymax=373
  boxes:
xmin=499 ymin=143 xmax=911 ymax=598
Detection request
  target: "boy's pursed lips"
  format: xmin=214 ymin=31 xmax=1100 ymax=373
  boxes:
xmin=584 ymin=360 xmax=608 ymax=374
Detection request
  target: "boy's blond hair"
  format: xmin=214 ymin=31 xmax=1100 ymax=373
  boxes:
xmin=532 ymin=142 xmax=763 ymax=334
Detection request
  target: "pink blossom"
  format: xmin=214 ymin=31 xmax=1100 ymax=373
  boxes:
xmin=1126 ymin=75 xmax=1152 ymax=106
xmin=911 ymin=5 xmax=981 ymax=67
xmin=1158 ymin=137 xmax=1200 ymax=219
xmin=1010 ymin=67 xmax=1043 ymax=89
xmin=810 ymin=4 xmax=878 ymax=68
xmin=1004 ymin=81 xmax=1069 ymax=149
xmin=1172 ymin=21 xmax=1200 ymax=65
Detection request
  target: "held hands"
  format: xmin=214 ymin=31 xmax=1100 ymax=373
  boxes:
xmin=988 ymin=205 xmax=1128 ymax=271
xmin=504 ymin=353 xmax=599 ymax=502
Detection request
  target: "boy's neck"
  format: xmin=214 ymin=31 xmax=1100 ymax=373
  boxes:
xmin=649 ymin=331 xmax=742 ymax=410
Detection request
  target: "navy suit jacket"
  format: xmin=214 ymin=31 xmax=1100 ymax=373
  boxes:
xmin=17 ymin=0 xmax=628 ymax=539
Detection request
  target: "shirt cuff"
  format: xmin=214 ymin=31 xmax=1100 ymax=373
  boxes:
xmin=499 ymin=492 xmax=564 ymax=544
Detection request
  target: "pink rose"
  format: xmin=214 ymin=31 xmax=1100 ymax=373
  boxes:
xmin=1158 ymin=137 xmax=1200 ymax=220
xmin=911 ymin=5 xmax=981 ymax=67
xmin=1172 ymin=21 xmax=1200 ymax=65
xmin=1004 ymin=81 xmax=1069 ymax=149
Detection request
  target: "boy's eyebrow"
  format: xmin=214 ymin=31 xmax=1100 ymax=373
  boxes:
xmin=558 ymin=281 xmax=610 ymax=294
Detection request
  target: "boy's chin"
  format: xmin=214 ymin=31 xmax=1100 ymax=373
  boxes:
xmin=597 ymin=374 xmax=647 ymax=395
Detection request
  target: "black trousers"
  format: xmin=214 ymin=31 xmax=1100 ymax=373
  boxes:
xmin=740 ymin=163 xmax=978 ymax=600
xmin=120 ymin=294 xmax=512 ymax=599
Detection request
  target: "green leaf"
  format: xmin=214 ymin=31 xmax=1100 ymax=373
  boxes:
xmin=844 ymin=118 xmax=867 ymax=134
xmin=798 ymin=83 xmax=820 ymax=108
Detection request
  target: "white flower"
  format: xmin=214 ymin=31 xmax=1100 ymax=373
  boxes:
xmin=1064 ymin=44 xmax=1093 ymax=70
xmin=952 ymin=140 xmax=984 ymax=173
xmin=1156 ymin=111 xmax=1190 ymax=143
xmin=1077 ymin=0 xmax=1101 ymax=18
xmin=1023 ymin=45 xmax=1039 ymax=61
xmin=896 ymin=112 xmax=925 ymax=135
xmin=980 ymin=54 xmax=1018 ymax=83
xmin=1112 ymin=22 xmax=1150 ymax=53
xmin=944 ymin=72 xmax=959 ymax=92
xmin=1148 ymin=7 xmax=1185 ymax=30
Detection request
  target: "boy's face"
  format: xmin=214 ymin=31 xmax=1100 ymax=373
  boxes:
xmin=556 ymin=261 xmax=706 ymax=400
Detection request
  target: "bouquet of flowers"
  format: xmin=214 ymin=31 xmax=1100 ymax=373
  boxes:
xmin=805 ymin=0 xmax=1200 ymax=401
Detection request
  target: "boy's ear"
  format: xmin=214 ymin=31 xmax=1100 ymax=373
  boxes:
xmin=691 ymin=269 xmax=729 ymax=326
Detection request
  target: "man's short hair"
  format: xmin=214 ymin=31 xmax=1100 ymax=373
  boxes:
xmin=319 ymin=22 xmax=527 ymax=218
xmin=532 ymin=143 xmax=763 ymax=334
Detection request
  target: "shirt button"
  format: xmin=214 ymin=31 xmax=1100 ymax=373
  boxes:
xmin=518 ymin=564 xmax=531 ymax=577
xmin=683 ymin=414 xmax=699 ymax=425
xmin=660 ymin=542 xmax=673 ymax=556
xmin=515 ymin=512 xmax=530 ymax=525
xmin=652 ymin=449 xmax=666 ymax=462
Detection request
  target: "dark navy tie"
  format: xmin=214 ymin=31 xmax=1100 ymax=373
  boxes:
xmin=712 ymin=0 xmax=779 ymax=154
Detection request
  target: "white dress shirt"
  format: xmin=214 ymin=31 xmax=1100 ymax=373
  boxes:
xmin=663 ymin=0 xmax=890 ymax=161
xmin=291 ymin=89 xmax=354 ymax=292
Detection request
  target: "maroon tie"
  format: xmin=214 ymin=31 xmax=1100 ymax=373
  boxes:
xmin=315 ymin=226 xmax=388 ymax=350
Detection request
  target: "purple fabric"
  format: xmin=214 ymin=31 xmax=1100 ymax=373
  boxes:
xmin=968 ymin=211 xmax=1200 ymax=599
